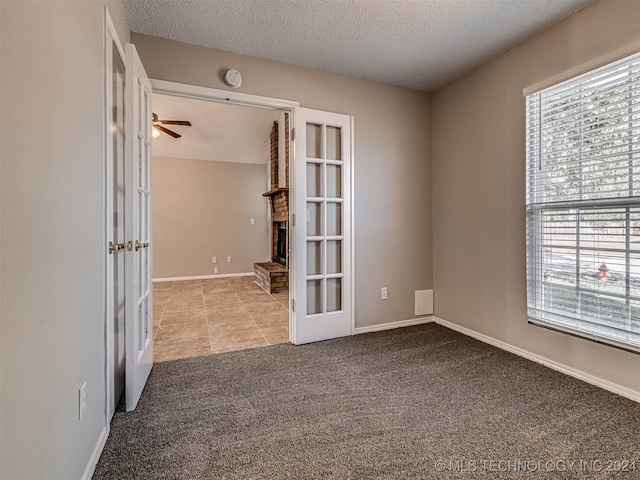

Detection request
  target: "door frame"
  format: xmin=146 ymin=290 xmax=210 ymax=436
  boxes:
xmin=147 ymin=80 xmax=356 ymax=343
xmin=150 ymin=81 xmax=300 ymax=342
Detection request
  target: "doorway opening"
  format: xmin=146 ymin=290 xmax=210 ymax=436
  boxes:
xmin=150 ymin=92 xmax=294 ymax=362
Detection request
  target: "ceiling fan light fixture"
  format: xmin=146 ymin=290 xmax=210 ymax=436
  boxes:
xmin=151 ymin=112 xmax=191 ymax=138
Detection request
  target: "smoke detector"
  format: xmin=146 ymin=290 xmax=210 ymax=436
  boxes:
xmin=224 ymin=69 xmax=242 ymax=88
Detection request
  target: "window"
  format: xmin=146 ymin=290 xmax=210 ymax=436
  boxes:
xmin=526 ymin=51 xmax=640 ymax=350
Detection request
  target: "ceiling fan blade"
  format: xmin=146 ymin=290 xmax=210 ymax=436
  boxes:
xmin=155 ymin=124 xmax=181 ymax=138
xmin=158 ymin=120 xmax=192 ymax=126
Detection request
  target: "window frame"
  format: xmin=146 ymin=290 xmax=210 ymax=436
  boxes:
xmin=525 ymin=51 xmax=640 ymax=353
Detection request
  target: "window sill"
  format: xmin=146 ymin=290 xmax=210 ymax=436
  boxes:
xmin=528 ymin=318 xmax=640 ymax=355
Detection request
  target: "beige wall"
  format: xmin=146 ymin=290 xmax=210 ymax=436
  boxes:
xmin=133 ymin=33 xmax=433 ymax=327
xmin=0 ymin=1 xmax=130 ymax=478
xmin=432 ymin=0 xmax=640 ymax=396
xmin=153 ymin=156 xmax=269 ymax=278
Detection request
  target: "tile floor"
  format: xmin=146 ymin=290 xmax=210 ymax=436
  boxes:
xmin=152 ymin=276 xmax=289 ymax=362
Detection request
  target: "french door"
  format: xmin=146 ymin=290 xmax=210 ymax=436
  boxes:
xmin=105 ymin=13 xmax=127 ymax=421
xmin=124 ymin=43 xmax=153 ymax=411
xmin=292 ymin=108 xmax=352 ymax=344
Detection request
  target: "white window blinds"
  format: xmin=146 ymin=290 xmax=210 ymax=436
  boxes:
xmin=526 ymin=51 xmax=640 ymax=350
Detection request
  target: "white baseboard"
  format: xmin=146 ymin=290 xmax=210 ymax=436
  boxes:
xmin=434 ymin=316 xmax=640 ymax=404
xmin=82 ymin=427 xmax=108 ymax=480
xmin=153 ymin=272 xmax=254 ymax=282
xmin=354 ymin=316 xmax=434 ymax=335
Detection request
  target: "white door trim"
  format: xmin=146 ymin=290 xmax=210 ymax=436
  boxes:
xmin=150 ymin=79 xmax=300 ymax=111
xmin=350 ymin=116 xmax=356 ymax=337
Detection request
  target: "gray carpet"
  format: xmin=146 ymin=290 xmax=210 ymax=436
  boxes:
xmin=93 ymin=323 xmax=640 ymax=479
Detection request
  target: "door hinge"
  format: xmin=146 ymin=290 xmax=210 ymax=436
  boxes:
xmin=291 ymin=299 xmax=295 ymax=312
xmin=291 ymin=127 xmax=295 ymax=141
xmin=291 ymin=213 xmax=295 ymax=227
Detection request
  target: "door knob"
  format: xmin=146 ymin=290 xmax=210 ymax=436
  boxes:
xmin=135 ymin=240 xmax=150 ymax=251
xmin=108 ymin=241 xmax=126 ymax=254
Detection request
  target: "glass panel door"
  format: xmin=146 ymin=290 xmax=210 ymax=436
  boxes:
xmin=124 ymin=43 xmax=153 ymax=411
xmin=293 ymin=108 xmax=351 ymax=344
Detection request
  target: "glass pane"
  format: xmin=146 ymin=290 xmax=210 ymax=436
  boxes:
xmin=326 ymin=164 xmax=342 ymax=199
xmin=306 ymin=241 xmax=322 ymax=275
xmin=138 ymin=301 xmax=144 ymax=351
xmin=541 ymin=246 xmax=577 ymax=289
xmin=306 ymin=123 xmax=322 ymax=159
xmin=145 ymin=295 xmax=151 ymax=340
xmin=306 ymin=163 xmax=322 ymax=198
xmin=580 ymin=291 xmax=630 ymax=332
xmin=633 ymin=163 xmax=640 ymax=197
xmin=307 ymin=279 xmax=323 ymax=315
xmin=137 ymin=81 xmax=144 ymax=132
xmin=631 ymin=299 xmax=640 ymax=335
xmin=138 ymin=137 xmax=144 ymax=188
xmin=327 ymin=240 xmax=342 ymax=274
xmin=141 ymin=248 xmax=149 ymax=295
xmin=145 ymin=249 xmax=150 ymax=293
xmin=139 ymin=248 xmax=144 ymax=296
xmin=142 ymin=296 xmax=148 ymax=340
xmin=326 ymin=126 xmax=342 ymax=161
xmin=327 ymin=278 xmax=342 ymax=312
xmin=145 ymin=194 xmax=150 ymax=239
xmin=143 ymin=143 xmax=149 ymax=190
xmin=143 ymin=90 xmax=150 ymax=134
xmin=326 ymin=202 xmax=342 ymax=236
xmin=306 ymin=202 xmax=322 ymax=236
xmin=138 ymin=193 xmax=145 ymax=238
xmin=631 ymin=255 xmax=640 ymax=300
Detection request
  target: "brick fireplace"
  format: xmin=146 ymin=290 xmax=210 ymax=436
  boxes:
xmin=254 ymin=114 xmax=290 ymax=294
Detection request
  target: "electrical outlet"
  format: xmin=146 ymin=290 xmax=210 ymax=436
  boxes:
xmin=214 ymin=267 xmax=219 ymax=274
xmin=381 ymin=287 xmax=388 ymax=300
xmin=227 ymin=256 xmax=232 ymax=263
xmin=79 ymin=382 xmax=87 ymax=420
xmin=250 ymin=218 xmax=255 ymax=225
xmin=212 ymin=256 xmax=217 ymax=264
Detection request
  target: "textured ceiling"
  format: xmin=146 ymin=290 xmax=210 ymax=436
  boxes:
xmin=123 ymin=0 xmax=598 ymax=91
xmin=152 ymin=94 xmax=280 ymax=164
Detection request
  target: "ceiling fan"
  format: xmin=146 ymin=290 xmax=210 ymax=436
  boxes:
xmin=152 ymin=113 xmax=192 ymax=138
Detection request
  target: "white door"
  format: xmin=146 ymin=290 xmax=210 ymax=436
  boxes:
xmin=105 ymin=15 xmax=127 ymax=420
xmin=124 ymin=43 xmax=153 ymax=411
xmin=292 ymin=108 xmax=352 ymax=344
xmin=111 ymin=40 xmax=127 ymax=413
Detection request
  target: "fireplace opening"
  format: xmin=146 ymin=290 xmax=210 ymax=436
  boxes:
xmin=275 ymin=221 xmax=287 ymax=266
